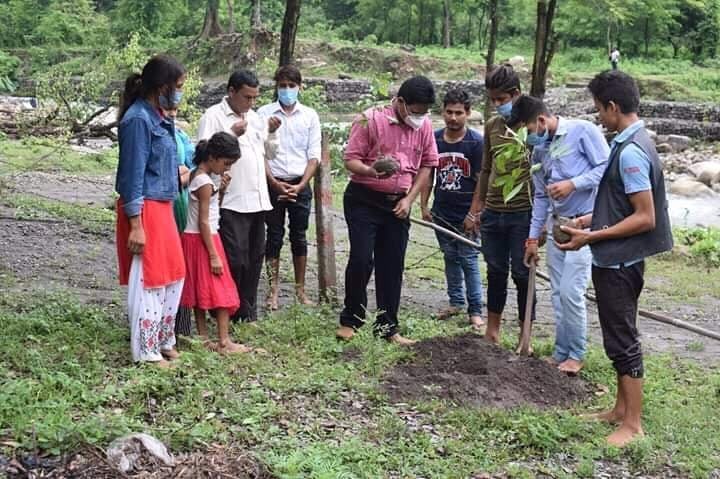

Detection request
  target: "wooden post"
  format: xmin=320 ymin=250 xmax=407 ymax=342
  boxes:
xmin=314 ymin=131 xmax=337 ymax=303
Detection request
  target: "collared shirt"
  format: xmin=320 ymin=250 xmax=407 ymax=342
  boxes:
xmin=116 ymin=98 xmax=178 ymax=217
xmin=593 ymin=120 xmax=652 ymax=269
xmin=344 ymin=105 xmax=439 ymax=194
xmin=196 ymin=98 xmax=277 ymax=213
xmin=257 ymin=101 xmax=321 ymax=180
xmin=478 ymin=115 xmax=532 ymax=212
xmin=529 ymin=117 xmax=609 ymax=239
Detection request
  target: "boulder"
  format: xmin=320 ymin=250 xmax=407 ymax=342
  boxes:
xmin=667 ymin=134 xmax=692 ymax=152
xmin=688 ymin=160 xmax=720 ymax=186
xmin=507 ymin=56 xmax=525 ymax=67
xmin=669 ymin=176 xmax=716 ymax=197
xmin=656 ymin=143 xmax=673 ymax=154
xmin=646 ymin=128 xmax=657 ymax=141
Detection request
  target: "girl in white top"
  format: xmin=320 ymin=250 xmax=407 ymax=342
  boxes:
xmin=179 ymin=132 xmax=254 ymax=354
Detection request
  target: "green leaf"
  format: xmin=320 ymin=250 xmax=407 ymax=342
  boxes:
xmin=504 ymin=183 xmax=525 ymax=204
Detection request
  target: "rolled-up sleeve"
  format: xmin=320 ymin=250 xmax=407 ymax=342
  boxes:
xmin=117 ymin=117 xmax=150 ymax=217
xmin=307 ymin=111 xmax=322 ymax=161
xmin=344 ymin=114 xmax=372 ymax=164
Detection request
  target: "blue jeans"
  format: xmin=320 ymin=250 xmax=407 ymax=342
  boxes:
xmin=480 ymin=209 xmax=536 ymax=323
xmin=435 ymin=224 xmax=484 ymax=316
xmin=546 ymin=234 xmax=592 ymax=361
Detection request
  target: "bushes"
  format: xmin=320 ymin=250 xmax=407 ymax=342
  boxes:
xmin=675 ymin=227 xmax=720 ymax=268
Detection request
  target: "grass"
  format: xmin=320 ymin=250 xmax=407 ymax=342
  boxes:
xmin=1 ymin=286 xmax=719 ymax=478
xmin=2 ymin=193 xmax=114 ymax=233
xmin=0 ymin=136 xmax=117 ymax=175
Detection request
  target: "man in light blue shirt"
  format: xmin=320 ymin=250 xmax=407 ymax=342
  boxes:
xmin=508 ymin=95 xmax=609 ymax=375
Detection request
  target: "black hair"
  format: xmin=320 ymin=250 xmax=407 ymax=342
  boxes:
xmin=397 ymin=75 xmax=436 ymax=105
xmin=193 ymin=132 xmax=241 ymax=165
xmin=227 ymin=69 xmax=259 ymax=92
xmin=443 ymin=88 xmax=471 ymax=111
xmin=588 ymin=70 xmax=640 ymax=114
xmin=119 ymin=55 xmax=185 ymax=120
xmin=485 ymin=63 xmax=521 ymax=93
xmin=507 ymin=94 xmax=550 ymax=128
xmin=274 ymin=64 xmax=302 ymax=85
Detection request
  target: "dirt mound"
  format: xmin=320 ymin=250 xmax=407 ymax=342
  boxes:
xmin=2 ymin=446 xmax=276 ymax=479
xmin=383 ymin=333 xmax=593 ymax=410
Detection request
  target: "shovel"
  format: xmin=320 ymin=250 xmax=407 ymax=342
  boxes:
xmin=518 ymin=262 xmax=536 ymax=356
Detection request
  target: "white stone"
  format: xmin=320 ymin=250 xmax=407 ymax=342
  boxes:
xmin=656 ymin=143 xmax=673 ymax=154
xmin=667 ymin=134 xmax=692 ymax=152
xmin=669 ymin=176 xmax=716 ymax=197
xmin=689 ymin=160 xmax=720 ymax=185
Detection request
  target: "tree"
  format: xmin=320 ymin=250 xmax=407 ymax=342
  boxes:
xmin=199 ymin=0 xmax=223 ymax=39
xmin=226 ymin=0 xmax=235 ymax=33
xmin=442 ymin=0 xmax=452 ymax=48
xmin=279 ymin=0 xmax=302 ymax=66
xmin=251 ymin=0 xmax=262 ymax=29
xmin=484 ymin=0 xmax=499 ymax=118
xmin=530 ymin=0 xmax=558 ymax=99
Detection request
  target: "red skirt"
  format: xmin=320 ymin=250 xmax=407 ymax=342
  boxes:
xmin=116 ymin=199 xmax=185 ymax=288
xmin=180 ymin=233 xmax=240 ymax=315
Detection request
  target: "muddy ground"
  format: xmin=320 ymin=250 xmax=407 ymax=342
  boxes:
xmin=1 ymin=170 xmax=719 ymax=365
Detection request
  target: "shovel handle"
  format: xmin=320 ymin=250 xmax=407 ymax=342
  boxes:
xmin=518 ymin=262 xmax=536 ymax=356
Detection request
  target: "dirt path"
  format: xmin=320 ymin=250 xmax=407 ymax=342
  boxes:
xmin=1 ymin=170 xmax=719 ymax=365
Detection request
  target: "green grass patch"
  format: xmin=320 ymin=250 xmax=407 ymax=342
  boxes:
xmin=3 ymin=193 xmax=114 ymax=232
xmin=0 ymin=136 xmax=117 ymax=175
xmin=1 ymin=289 xmax=719 ymax=477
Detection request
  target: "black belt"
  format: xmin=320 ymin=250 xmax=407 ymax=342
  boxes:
xmin=553 ymin=211 xmax=591 ymax=220
xmin=347 ymin=181 xmax=407 ymax=205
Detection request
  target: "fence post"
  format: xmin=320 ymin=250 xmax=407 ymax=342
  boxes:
xmin=314 ymin=131 xmax=337 ymax=303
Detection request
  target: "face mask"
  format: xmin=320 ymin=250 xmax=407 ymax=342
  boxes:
xmin=527 ymin=128 xmax=549 ymax=146
xmin=159 ymin=89 xmax=183 ymax=109
xmin=278 ymin=87 xmax=299 ymax=106
xmin=496 ymin=100 xmax=513 ymax=119
xmin=401 ymin=100 xmax=427 ymax=131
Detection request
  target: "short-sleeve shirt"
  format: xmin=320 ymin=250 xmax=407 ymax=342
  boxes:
xmin=343 ymin=105 xmax=439 ymax=194
xmin=185 ymin=173 xmax=220 ymax=234
xmin=431 ymin=128 xmax=484 ymax=224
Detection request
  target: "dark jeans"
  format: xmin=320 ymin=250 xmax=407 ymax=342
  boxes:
xmin=339 ymin=182 xmax=409 ymax=338
xmin=592 ymin=262 xmax=645 ymax=378
xmin=219 ymin=209 xmax=266 ymax=322
xmin=266 ymin=178 xmax=312 ymax=259
xmin=480 ymin=209 xmax=536 ymax=323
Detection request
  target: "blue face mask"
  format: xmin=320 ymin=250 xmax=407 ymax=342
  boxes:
xmin=527 ymin=128 xmax=549 ymax=146
xmin=496 ymin=100 xmax=513 ymax=119
xmin=278 ymin=87 xmax=299 ymax=106
xmin=159 ymin=90 xmax=183 ymax=109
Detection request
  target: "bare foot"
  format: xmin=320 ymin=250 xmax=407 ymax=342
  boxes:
xmin=161 ymin=348 xmax=180 ymax=361
xmin=387 ymin=334 xmax=417 ymax=346
xmin=437 ymin=306 xmax=462 ymax=320
xmin=217 ymin=341 xmax=253 ymax=355
xmin=515 ymin=343 xmax=534 ymax=356
xmin=336 ymin=326 xmax=355 ymax=341
xmin=558 ymin=359 xmax=584 ymax=375
xmin=607 ymin=424 xmax=644 ymax=447
xmin=469 ymin=315 xmax=485 ymax=330
xmin=266 ymin=294 xmax=279 ymax=311
xmin=149 ymin=359 xmax=175 ymax=369
xmin=296 ymin=290 xmax=315 ymax=306
xmin=543 ymin=356 xmax=560 ymax=366
xmin=582 ymin=409 xmax=625 ymax=424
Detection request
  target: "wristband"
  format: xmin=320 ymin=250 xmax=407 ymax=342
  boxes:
xmin=525 ymin=238 xmax=538 ymax=249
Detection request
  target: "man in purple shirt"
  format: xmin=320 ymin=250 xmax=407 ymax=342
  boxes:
xmin=336 ymin=76 xmax=439 ymax=345
xmin=509 ymin=95 xmax=609 ymax=375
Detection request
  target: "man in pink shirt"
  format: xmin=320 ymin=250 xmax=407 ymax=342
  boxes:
xmin=336 ymin=76 xmax=439 ymax=345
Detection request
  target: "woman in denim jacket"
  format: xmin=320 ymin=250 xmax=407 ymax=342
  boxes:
xmin=115 ymin=55 xmax=187 ymax=367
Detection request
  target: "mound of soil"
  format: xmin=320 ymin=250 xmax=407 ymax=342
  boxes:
xmin=383 ymin=333 xmax=593 ymax=410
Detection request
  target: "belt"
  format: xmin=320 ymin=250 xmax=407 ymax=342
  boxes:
xmin=553 ymin=211 xmax=591 ymax=220
xmin=348 ymin=182 xmax=406 ymax=204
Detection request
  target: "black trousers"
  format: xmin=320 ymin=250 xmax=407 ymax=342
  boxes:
xmin=592 ymin=262 xmax=645 ymax=378
xmin=219 ymin=209 xmax=266 ymax=322
xmin=265 ymin=178 xmax=312 ymax=259
xmin=339 ymin=182 xmax=409 ymax=338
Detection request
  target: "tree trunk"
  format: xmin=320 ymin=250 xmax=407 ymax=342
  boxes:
xmin=199 ymin=0 xmax=223 ymax=39
xmin=644 ymin=17 xmax=650 ymax=55
xmin=442 ymin=0 xmax=452 ymax=48
xmin=251 ymin=0 xmax=262 ymax=29
xmin=484 ymin=0 xmax=499 ymax=119
xmin=417 ymin=0 xmax=425 ymax=45
xmin=227 ymin=0 xmax=235 ymax=33
xmin=530 ymin=0 xmax=558 ymax=99
xmin=279 ymin=0 xmax=302 ymax=66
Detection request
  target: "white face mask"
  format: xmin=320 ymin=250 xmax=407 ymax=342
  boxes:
xmin=401 ymin=101 xmax=428 ymax=130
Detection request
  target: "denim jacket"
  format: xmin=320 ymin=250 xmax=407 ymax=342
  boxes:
xmin=115 ymin=99 xmax=178 ymax=217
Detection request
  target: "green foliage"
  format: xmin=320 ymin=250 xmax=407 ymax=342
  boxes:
xmin=675 ymin=226 xmax=720 ymax=267
xmin=491 ymin=127 xmax=536 ymax=204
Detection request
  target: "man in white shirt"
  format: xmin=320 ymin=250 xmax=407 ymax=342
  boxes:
xmin=258 ymin=65 xmax=321 ymax=309
xmin=197 ymin=70 xmax=280 ymax=322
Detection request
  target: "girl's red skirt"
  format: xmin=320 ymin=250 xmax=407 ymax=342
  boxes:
xmin=180 ymin=233 xmax=240 ymax=315
xmin=116 ymin=199 xmax=185 ymax=288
